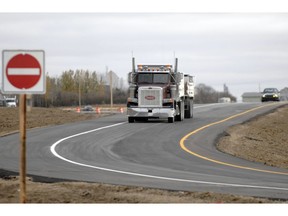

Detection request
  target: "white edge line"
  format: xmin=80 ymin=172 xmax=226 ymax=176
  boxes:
xmin=50 ymin=122 xmax=288 ymax=192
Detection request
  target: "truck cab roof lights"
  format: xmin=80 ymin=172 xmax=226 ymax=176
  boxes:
xmin=136 ymin=65 xmax=172 ymax=71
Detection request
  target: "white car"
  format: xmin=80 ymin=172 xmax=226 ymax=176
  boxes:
xmin=4 ymin=96 xmax=17 ymax=107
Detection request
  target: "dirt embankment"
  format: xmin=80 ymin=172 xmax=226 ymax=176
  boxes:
xmin=0 ymin=176 xmax=277 ymax=203
xmin=0 ymin=107 xmax=106 ymax=136
xmin=0 ymin=106 xmax=287 ymax=203
xmin=217 ymin=105 xmax=288 ymax=169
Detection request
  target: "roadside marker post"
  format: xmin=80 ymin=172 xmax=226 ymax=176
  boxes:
xmin=2 ymin=50 xmax=45 ymax=203
xmin=96 ymin=107 xmax=101 ymax=114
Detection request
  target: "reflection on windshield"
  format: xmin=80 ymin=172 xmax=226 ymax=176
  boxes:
xmin=137 ymin=73 xmax=169 ymax=84
xmin=264 ymin=88 xmax=278 ymax=93
xmin=138 ymin=73 xmax=153 ymax=83
xmin=153 ymin=74 xmax=169 ymax=83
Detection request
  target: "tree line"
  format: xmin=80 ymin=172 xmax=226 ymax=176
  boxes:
xmin=33 ymin=69 xmax=127 ymax=107
xmin=194 ymin=83 xmax=237 ymax=103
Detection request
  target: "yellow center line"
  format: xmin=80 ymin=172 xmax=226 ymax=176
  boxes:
xmin=179 ymin=102 xmax=288 ymax=176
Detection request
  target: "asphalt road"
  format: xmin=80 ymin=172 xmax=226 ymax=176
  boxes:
xmin=0 ymin=102 xmax=288 ymax=199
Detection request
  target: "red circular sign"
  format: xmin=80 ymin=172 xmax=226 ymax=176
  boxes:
xmin=6 ymin=53 xmax=42 ymax=89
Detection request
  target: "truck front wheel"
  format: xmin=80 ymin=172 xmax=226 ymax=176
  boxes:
xmin=168 ymin=117 xmax=174 ymax=123
xmin=128 ymin=117 xmax=134 ymax=123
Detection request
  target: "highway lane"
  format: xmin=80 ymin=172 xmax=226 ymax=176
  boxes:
xmin=0 ymin=102 xmax=288 ymax=199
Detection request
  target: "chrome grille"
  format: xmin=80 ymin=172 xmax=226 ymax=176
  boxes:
xmin=138 ymin=87 xmax=162 ymax=107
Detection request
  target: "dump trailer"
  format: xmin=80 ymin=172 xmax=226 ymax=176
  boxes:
xmin=127 ymin=58 xmax=194 ymax=123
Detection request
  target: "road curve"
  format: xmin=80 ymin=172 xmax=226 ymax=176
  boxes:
xmin=0 ymin=102 xmax=288 ymax=199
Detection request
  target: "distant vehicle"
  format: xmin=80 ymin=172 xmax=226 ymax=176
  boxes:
xmin=218 ymin=97 xmax=231 ymax=103
xmin=261 ymin=88 xmax=280 ymax=102
xmin=0 ymin=99 xmax=5 ymax=107
xmin=4 ymin=96 xmax=17 ymax=107
xmin=83 ymin=105 xmax=94 ymax=111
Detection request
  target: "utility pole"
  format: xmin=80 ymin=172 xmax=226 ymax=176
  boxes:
xmin=109 ymin=70 xmax=113 ymax=109
xmin=78 ymin=71 xmax=81 ymax=109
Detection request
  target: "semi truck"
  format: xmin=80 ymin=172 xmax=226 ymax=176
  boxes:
xmin=127 ymin=58 xmax=194 ymax=123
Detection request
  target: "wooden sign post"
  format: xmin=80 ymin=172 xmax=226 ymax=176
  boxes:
xmin=19 ymin=94 xmax=27 ymax=203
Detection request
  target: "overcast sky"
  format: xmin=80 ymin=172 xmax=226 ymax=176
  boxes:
xmin=1 ymin=12 xmax=288 ymax=101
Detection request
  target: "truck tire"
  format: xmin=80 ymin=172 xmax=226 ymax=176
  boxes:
xmin=175 ymin=102 xmax=180 ymax=121
xmin=184 ymin=107 xmax=191 ymax=118
xmin=175 ymin=101 xmax=184 ymax=121
xmin=128 ymin=117 xmax=134 ymax=123
xmin=181 ymin=101 xmax=184 ymax=121
xmin=168 ymin=117 xmax=174 ymax=123
xmin=190 ymin=100 xmax=194 ymax=118
xmin=185 ymin=99 xmax=193 ymax=118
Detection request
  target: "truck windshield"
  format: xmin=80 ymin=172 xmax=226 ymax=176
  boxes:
xmin=137 ymin=73 xmax=169 ymax=84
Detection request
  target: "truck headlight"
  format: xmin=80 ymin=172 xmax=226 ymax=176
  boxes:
xmin=127 ymin=97 xmax=138 ymax=107
xmin=163 ymin=98 xmax=174 ymax=103
xmin=163 ymin=98 xmax=174 ymax=108
xmin=127 ymin=97 xmax=138 ymax=103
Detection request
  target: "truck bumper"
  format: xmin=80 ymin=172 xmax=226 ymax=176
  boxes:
xmin=127 ymin=107 xmax=175 ymax=119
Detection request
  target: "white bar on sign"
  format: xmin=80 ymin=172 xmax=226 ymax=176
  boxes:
xmin=7 ymin=68 xmax=40 ymax=75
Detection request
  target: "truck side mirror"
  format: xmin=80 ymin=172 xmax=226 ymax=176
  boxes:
xmin=128 ymin=72 xmax=136 ymax=84
xmin=128 ymin=72 xmax=132 ymax=84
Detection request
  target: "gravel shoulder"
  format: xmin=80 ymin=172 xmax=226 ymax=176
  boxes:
xmin=0 ymin=105 xmax=287 ymax=203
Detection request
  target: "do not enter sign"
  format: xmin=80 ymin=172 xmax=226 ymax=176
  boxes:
xmin=6 ymin=53 xmax=42 ymax=89
xmin=2 ymin=50 xmax=45 ymax=94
